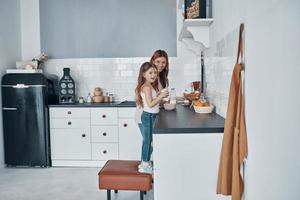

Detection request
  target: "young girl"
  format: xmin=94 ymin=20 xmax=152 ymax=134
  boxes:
xmin=150 ymin=49 xmax=170 ymax=90
xmin=135 ymin=62 xmax=168 ymax=174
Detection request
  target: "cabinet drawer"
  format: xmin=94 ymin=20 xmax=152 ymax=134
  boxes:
xmin=91 ymin=126 xmax=118 ymax=143
xmin=50 ymin=108 xmax=90 ymax=118
xmin=118 ymin=108 xmax=136 ymax=118
xmin=92 ymin=143 xmax=118 ymax=160
xmin=91 ymin=108 xmax=118 ymax=125
xmin=50 ymin=129 xmax=91 ymax=160
xmin=50 ymin=118 xmax=90 ymax=129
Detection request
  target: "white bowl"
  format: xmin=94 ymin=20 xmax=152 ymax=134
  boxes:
xmin=163 ymin=103 xmax=176 ymax=111
xmin=193 ymin=105 xmax=214 ymax=114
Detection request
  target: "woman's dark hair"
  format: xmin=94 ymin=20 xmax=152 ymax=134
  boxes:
xmin=150 ymin=49 xmax=169 ymax=88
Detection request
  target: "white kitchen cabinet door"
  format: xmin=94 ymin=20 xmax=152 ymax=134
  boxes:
xmin=153 ymin=133 xmax=229 ymax=200
xmin=49 ymin=107 xmax=90 ymax=118
xmin=91 ymin=108 xmax=118 ymax=125
xmin=50 ymin=129 xmax=91 ymax=160
xmin=92 ymin=143 xmax=118 ymax=160
xmin=118 ymin=108 xmax=136 ymax=118
xmin=91 ymin=125 xmax=118 ymax=143
xmin=118 ymin=118 xmax=142 ymax=160
xmin=50 ymin=118 xmax=90 ymax=129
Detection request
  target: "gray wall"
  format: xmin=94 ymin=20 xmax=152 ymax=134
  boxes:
xmin=0 ymin=0 xmax=22 ymax=168
xmin=40 ymin=0 xmax=177 ymax=58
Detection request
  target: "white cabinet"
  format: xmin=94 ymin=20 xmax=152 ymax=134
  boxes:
xmin=91 ymin=126 xmax=118 ymax=143
xmin=50 ymin=107 xmax=92 ymax=166
xmin=50 ymin=118 xmax=90 ymax=129
xmin=50 ymin=129 xmax=91 ymax=160
xmin=92 ymin=143 xmax=118 ymax=160
xmin=49 ymin=106 xmax=140 ymax=167
xmin=153 ymin=133 xmax=228 ymax=200
xmin=90 ymin=108 xmax=119 ymax=162
xmin=118 ymin=118 xmax=142 ymax=160
xmin=91 ymin=108 xmax=118 ymax=125
xmin=49 ymin=107 xmax=90 ymax=118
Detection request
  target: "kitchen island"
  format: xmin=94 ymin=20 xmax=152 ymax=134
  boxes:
xmin=153 ymin=105 xmax=228 ymax=200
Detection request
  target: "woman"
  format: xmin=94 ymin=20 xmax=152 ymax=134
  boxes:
xmin=150 ymin=49 xmax=169 ymax=90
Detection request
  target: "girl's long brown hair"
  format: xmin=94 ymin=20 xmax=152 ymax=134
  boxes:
xmin=150 ymin=49 xmax=169 ymax=88
xmin=135 ymin=62 xmax=159 ymax=108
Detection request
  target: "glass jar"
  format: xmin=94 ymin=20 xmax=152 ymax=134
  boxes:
xmin=169 ymin=88 xmax=176 ymax=104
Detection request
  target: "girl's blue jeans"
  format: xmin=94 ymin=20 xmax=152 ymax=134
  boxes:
xmin=138 ymin=111 xmax=157 ymax=161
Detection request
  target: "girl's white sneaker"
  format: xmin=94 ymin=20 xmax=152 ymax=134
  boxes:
xmin=138 ymin=165 xmax=153 ymax=174
xmin=138 ymin=161 xmax=152 ymax=169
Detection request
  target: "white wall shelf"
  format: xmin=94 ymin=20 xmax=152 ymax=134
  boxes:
xmin=179 ymin=18 xmax=213 ymax=49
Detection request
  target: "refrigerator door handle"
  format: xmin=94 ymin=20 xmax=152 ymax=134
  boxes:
xmin=12 ymin=84 xmax=30 ymax=89
xmin=2 ymin=107 xmax=17 ymax=111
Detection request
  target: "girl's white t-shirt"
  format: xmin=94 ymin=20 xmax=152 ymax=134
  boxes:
xmin=141 ymin=89 xmax=159 ymax=114
xmin=134 ymin=88 xmax=159 ymax=124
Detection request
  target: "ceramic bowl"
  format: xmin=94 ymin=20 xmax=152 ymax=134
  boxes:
xmin=163 ymin=103 xmax=176 ymax=111
xmin=193 ymin=105 xmax=214 ymax=114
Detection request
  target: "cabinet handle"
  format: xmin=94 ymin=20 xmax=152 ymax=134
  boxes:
xmin=103 ymin=150 xmax=107 ymax=154
xmin=102 ymin=114 xmax=106 ymax=118
xmin=102 ymin=132 xmax=107 ymax=136
xmin=67 ymin=111 xmax=72 ymax=115
xmin=68 ymin=121 xmax=72 ymax=125
xmin=82 ymin=134 xmax=86 ymax=137
xmin=123 ymin=123 xmax=127 ymax=127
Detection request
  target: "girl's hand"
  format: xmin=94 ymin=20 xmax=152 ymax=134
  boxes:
xmin=159 ymin=90 xmax=169 ymax=98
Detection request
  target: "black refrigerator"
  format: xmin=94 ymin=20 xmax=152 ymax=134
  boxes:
xmin=1 ymin=73 xmax=58 ymax=167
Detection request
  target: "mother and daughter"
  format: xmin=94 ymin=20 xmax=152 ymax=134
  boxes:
xmin=135 ymin=50 xmax=170 ymax=174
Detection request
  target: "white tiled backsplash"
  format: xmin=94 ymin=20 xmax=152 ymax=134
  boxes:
xmin=44 ymin=30 xmax=238 ymax=118
xmin=44 ymin=57 xmax=201 ymax=102
xmin=205 ymin=27 xmax=240 ymax=117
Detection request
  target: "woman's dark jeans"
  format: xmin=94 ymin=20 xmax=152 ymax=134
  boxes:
xmin=138 ymin=111 xmax=157 ymax=161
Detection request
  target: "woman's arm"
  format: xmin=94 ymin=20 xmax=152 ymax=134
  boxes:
xmin=142 ymin=85 xmax=168 ymax=108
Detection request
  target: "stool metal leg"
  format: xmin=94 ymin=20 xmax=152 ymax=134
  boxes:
xmin=114 ymin=190 xmax=118 ymax=193
xmin=107 ymin=190 xmax=111 ymax=200
xmin=140 ymin=191 xmax=144 ymax=200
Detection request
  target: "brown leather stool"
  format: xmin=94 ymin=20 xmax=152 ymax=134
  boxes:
xmin=98 ymin=160 xmax=152 ymax=200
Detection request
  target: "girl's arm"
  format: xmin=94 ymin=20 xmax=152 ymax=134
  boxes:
xmin=142 ymin=85 xmax=168 ymax=108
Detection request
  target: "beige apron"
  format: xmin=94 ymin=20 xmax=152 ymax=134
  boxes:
xmin=216 ymin=24 xmax=248 ymax=200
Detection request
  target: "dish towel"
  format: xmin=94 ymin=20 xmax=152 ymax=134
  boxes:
xmin=216 ymin=23 xmax=248 ymax=200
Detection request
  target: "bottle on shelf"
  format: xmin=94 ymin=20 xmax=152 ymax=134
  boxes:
xmin=87 ymin=93 xmax=92 ymax=103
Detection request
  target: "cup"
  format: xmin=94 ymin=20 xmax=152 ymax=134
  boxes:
xmin=161 ymin=88 xmax=169 ymax=102
xmin=78 ymin=97 xmax=84 ymax=103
